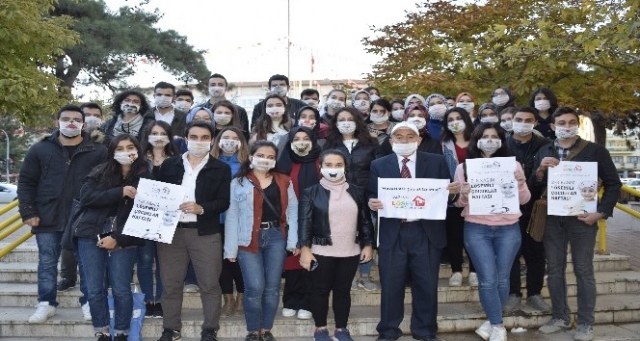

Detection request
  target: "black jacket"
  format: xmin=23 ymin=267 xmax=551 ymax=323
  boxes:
xmin=155 ymin=155 xmax=232 ymax=236
xmin=99 ymin=113 xmax=156 ymax=146
xmin=143 ymin=108 xmax=187 ymax=137
xmin=323 ymin=142 xmax=377 ymax=189
xmin=72 ymin=169 xmax=149 ymax=247
xmin=251 ymin=97 xmax=306 ymax=130
xmin=507 ymin=134 xmax=552 ymax=215
xmin=529 ymin=138 xmax=621 ymax=217
xmin=298 ymin=182 xmax=374 ymax=248
xmin=18 ymin=131 xmax=107 ymax=234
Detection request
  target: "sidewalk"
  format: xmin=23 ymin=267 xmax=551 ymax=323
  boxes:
xmin=606 ymin=205 xmax=640 ymax=270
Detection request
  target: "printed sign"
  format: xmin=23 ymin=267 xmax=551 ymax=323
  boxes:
xmin=122 ymin=178 xmax=186 ymax=244
xmin=547 ymin=161 xmax=598 ymax=216
xmin=466 ymin=157 xmax=520 ymax=215
xmin=378 ymin=178 xmax=450 ymax=220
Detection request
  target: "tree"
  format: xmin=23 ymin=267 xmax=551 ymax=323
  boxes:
xmin=0 ymin=0 xmax=79 ymax=125
xmin=363 ymin=0 xmax=639 ymax=116
xmin=0 ymin=117 xmax=37 ymax=180
xmin=54 ymin=0 xmax=210 ymax=93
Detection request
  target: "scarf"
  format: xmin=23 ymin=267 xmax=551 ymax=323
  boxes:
xmin=320 ymin=176 xmax=348 ymax=200
xmin=113 ymin=114 xmax=144 ymax=137
xmin=277 ymin=126 xmax=321 ymax=194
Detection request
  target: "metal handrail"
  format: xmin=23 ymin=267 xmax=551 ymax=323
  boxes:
xmin=0 ymin=199 xmax=31 ymax=258
xmin=596 ymin=185 xmax=640 ymax=255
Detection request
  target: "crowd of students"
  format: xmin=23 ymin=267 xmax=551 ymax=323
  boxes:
xmin=17 ymin=73 xmax=620 ymax=341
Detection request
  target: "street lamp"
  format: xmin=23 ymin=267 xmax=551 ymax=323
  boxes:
xmin=0 ymin=129 xmax=9 ymax=183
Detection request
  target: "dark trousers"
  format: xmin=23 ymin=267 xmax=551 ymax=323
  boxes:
xmin=308 ymin=254 xmax=359 ymax=328
xmin=445 ymin=206 xmax=475 ymax=273
xmin=377 ymin=222 xmax=441 ymax=339
xmin=220 ymin=259 xmax=244 ymax=294
xmin=509 ymin=215 xmax=546 ymax=297
xmin=282 ymin=269 xmax=309 ymax=310
xmin=60 ymin=249 xmax=78 ymax=282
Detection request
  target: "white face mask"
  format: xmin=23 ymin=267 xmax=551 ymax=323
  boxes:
xmin=209 ymin=86 xmax=225 ymax=97
xmin=456 ymin=102 xmax=475 ymax=112
xmin=114 ymin=151 xmax=138 ymax=165
xmin=84 ymin=116 xmax=102 ymax=129
xmin=370 ymin=113 xmax=389 ymax=125
xmin=59 ymin=120 xmax=83 ymax=137
xmin=392 ymin=109 xmax=405 ymax=121
xmin=300 ymin=119 xmax=316 ymax=129
xmin=337 ymin=121 xmax=356 ymax=135
xmin=555 ymin=125 xmax=579 ymax=140
xmin=447 ymin=120 xmax=466 ymax=133
xmin=266 ymin=107 xmax=285 ymax=118
xmin=271 ymin=86 xmax=288 ymax=97
xmin=174 ymin=100 xmax=191 ymax=112
xmin=477 ymin=138 xmax=502 ymax=155
xmin=213 ymin=113 xmax=232 ymax=125
xmin=154 ymin=96 xmax=173 ymax=108
xmin=369 ymin=94 xmax=380 ymax=101
xmin=534 ymin=99 xmax=551 ymax=111
xmin=428 ymin=104 xmax=447 ymax=119
xmin=321 ymin=167 xmax=345 ymax=182
xmin=481 ymin=116 xmax=500 ymax=124
xmin=291 ymin=141 xmax=312 ymax=156
xmin=392 ymin=142 xmax=418 ymax=157
xmin=327 ymin=99 xmax=345 ymax=110
xmin=148 ymin=135 xmax=170 ymax=147
xmin=219 ymin=139 xmax=240 ymax=154
xmin=500 ymin=121 xmax=513 ymax=132
xmin=408 ymin=117 xmax=427 ymax=130
xmin=513 ymin=122 xmax=535 ymax=136
xmin=353 ymin=99 xmax=370 ymax=110
xmin=187 ymin=140 xmax=211 ymax=157
xmin=250 ymin=156 xmax=276 ymax=172
xmin=120 ymin=103 xmax=140 ymax=115
xmin=492 ymin=94 xmax=510 ymax=106
xmin=302 ymin=99 xmax=318 ymax=109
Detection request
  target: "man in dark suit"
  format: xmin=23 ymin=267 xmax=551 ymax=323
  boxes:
xmin=368 ymin=122 xmax=461 ymax=341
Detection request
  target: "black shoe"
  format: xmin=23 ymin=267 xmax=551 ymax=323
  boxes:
xmin=158 ymin=328 xmax=181 ymax=341
xmin=413 ymin=335 xmax=444 ymax=341
xmin=153 ymin=302 xmax=164 ymax=318
xmin=145 ymin=302 xmax=154 ymax=318
xmin=95 ymin=332 xmax=111 ymax=341
xmin=376 ymin=337 xmax=398 ymax=341
xmin=260 ymin=331 xmax=276 ymax=341
xmin=57 ymin=279 xmax=76 ymax=292
xmin=114 ymin=333 xmax=128 ymax=341
xmin=245 ymin=333 xmax=260 ymax=341
xmin=201 ymin=328 xmax=218 ymax=341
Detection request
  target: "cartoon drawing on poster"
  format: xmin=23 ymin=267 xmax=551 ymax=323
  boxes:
xmin=122 ymin=178 xmax=186 ymax=244
xmin=466 ymin=157 xmax=520 ymax=215
xmin=378 ymin=178 xmax=450 ymax=220
xmin=547 ymin=162 xmax=598 ymax=216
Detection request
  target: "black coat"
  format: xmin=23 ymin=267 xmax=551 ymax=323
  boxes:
xmin=298 ymin=182 xmax=374 ymax=248
xmin=155 ymin=155 xmax=232 ymax=236
xmin=18 ymin=131 xmax=107 ymax=234
xmin=251 ymin=97 xmax=306 ymax=130
xmin=143 ymin=108 xmax=187 ymax=137
xmin=507 ymin=134 xmax=552 ymax=215
xmin=99 ymin=113 xmax=156 ymax=146
xmin=323 ymin=142 xmax=377 ymax=189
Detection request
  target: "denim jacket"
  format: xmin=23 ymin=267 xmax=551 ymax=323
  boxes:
xmin=441 ymin=140 xmax=459 ymax=179
xmin=224 ymin=176 xmax=299 ymax=259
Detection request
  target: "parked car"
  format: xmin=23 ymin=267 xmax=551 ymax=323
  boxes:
xmin=0 ymin=183 xmax=17 ymax=203
xmin=624 ymin=179 xmax=640 ymax=202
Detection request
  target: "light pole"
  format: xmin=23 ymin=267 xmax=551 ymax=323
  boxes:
xmin=287 ymin=0 xmax=290 ymax=78
xmin=0 ymin=129 xmax=8 ymax=183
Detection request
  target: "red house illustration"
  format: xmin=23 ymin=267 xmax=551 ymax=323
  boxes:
xmin=413 ymin=196 xmax=426 ymax=207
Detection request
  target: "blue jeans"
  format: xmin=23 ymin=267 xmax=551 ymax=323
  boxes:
xmin=544 ymin=216 xmax=598 ymax=325
xmin=137 ymin=239 xmax=162 ymax=302
xmin=36 ymin=232 xmax=62 ymax=306
xmin=78 ymin=238 xmax=137 ymax=333
xmin=73 ymin=247 xmax=88 ymax=306
xmin=464 ymin=222 xmax=521 ymax=325
xmin=238 ymin=227 xmax=287 ymax=332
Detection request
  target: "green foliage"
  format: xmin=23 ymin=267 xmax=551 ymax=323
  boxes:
xmin=0 ymin=0 xmax=79 ymax=125
xmin=54 ymin=0 xmax=210 ymax=92
xmin=0 ymin=117 xmax=37 ymax=177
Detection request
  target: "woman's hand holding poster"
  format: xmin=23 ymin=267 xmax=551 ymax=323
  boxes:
xmin=547 ymin=161 xmax=598 ymax=216
xmin=466 ymin=157 xmax=520 ymax=215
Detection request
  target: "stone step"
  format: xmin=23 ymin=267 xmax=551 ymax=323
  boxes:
xmin=2 ymin=270 xmax=640 ymax=309
xmin=1 ymin=294 xmax=639 ymax=338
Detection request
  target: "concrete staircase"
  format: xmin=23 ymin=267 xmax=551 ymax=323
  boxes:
xmin=1 ymin=244 xmax=640 ymax=340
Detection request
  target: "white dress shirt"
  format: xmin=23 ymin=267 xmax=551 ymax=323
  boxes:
xmin=179 ymin=153 xmax=209 ymax=222
xmin=155 ymin=107 xmax=175 ymax=125
xmin=396 ymin=152 xmax=417 ymax=178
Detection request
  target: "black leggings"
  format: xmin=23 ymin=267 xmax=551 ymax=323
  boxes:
xmin=308 ymin=254 xmax=359 ymax=328
xmin=220 ymin=259 xmax=244 ymax=294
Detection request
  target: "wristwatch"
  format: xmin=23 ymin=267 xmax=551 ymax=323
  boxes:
xmin=598 ymin=211 xmax=609 ymax=219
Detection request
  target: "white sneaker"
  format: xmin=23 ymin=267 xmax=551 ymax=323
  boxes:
xmin=489 ymin=326 xmax=507 ymax=341
xmin=297 ymin=309 xmax=312 ymax=320
xmin=281 ymin=308 xmax=296 ymax=317
xmin=449 ymin=272 xmax=463 ymax=286
xmin=475 ymin=321 xmax=492 ymax=341
xmin=81 ymin=302 xmax=91 ymax=321
xmin=183 ymin=284 xmax=199 ymax=293
xmin=468 ymin=272 xmax=479 ymax=287
xmin=29 ymin=302 xmax=56 ymax=323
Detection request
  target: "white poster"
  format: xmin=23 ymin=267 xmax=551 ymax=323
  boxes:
xmin=122 ymin=178 xmax=186 ymax=244
xmin=547 ymin=161 xmax=598 ymax=216
xmin=378 ymin=178 xmax=450 ymax=220
xmin=466 ymin=157 xmax=520 ymax=215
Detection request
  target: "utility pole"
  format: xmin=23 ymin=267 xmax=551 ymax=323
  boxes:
xmin=287 ymin=0 xmax=291 ymax=79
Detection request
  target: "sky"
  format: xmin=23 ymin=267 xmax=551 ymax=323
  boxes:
xmin=101 ymin=0 xmax=421 ymax=86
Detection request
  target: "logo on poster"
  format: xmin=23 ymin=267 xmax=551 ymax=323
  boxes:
xmin=413 ymin=196 xmax=426 ymax=207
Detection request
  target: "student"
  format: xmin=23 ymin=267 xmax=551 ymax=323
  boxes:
xmin=251 ymin=94 xmax=292 ymax=157
xmin=251 ymin=74 xmax=306 ymax=128
xmin=175 ymin=89 xmax=194 ymax=113
xmin=529 ymin=87 xmax=558 ymax=139
xmin=474 ymin=103 xmax=499 ymax=126
xmin=196 ymin=73 xmax=249 ymax=133
xmin=490 ymin=87 xmax=517 ymax=113
xmin=455 ymin=92 xmax=476 ymax=119
xmin=352 ymin=90 xmax=372 ymax=120
xmin=211 ymin=100 xmax=248 ymax=140
xmin=300 ymin=88 xmax=321 ymax=110
xmin=364 ymin=86 xmax=381 ymax=101
xmin=390 ymin=100 xmax=405 ymax=122
xmin=499 ymin=107 xmax=517 ymax=133
xmin=100 ymin=90 xmax=154 ymax=145
xmin=425 ymin=93 xmax=449 ymax=141
xmin=318 ymin=89 xmax=347 ymax=138
xmin=367 ymin=98 xmax=396 ymax=146
xmin=146 ymin=82 xmax=187 ymax=137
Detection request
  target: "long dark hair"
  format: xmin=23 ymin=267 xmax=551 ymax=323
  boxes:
xmin=529 ymin=87 xmax=558 ymax=114
xmin=141 ymin=121 xmax=179 ymax=158
xmin=212 ymin=100 xmax=243 ymax=130
xmin=236 ymin=140 xmax=280 ymax=184
xmin=441 ymin=107 xmax=474 ymax=143
xmin=112 ymin=90 xmax=150 ymax=117
xmin=324 ymin=107 xmax=376 ymax=148
xmin=88 ymin=134 xmax=148 ymax=188
xmin=253 ymin=94 xmax=290 ymax=140
xmin=467 ymin=122 xmax=512 ymax=159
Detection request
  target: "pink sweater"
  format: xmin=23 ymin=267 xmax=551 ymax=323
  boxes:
xmin=454 ymin=162 xmax=531 ymax=226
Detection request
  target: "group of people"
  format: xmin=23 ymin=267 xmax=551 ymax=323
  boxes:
xmin=17 ymin=72 xmax=620 ymax=341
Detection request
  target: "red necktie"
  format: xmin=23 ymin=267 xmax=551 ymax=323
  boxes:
xmin=401 ymin=158 xmax=411 ymax=178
